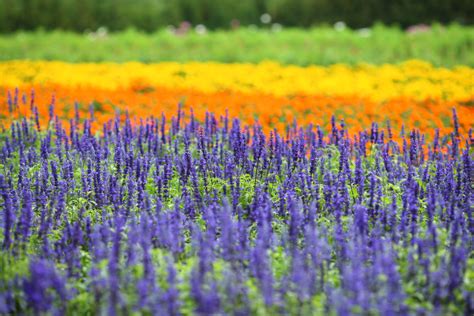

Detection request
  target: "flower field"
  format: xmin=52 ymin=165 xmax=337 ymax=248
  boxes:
xmin=1 ymin=60 xmax=473 ymax=138
xmin=0 ymin=38 xmax=473 ymax=315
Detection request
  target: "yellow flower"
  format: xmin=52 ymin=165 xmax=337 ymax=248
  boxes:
xmin=1 ymin=60 xmax=472 ymax=102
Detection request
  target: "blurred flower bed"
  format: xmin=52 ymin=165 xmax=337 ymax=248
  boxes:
xmin=1 ymin=60 xmax=473 ymax=139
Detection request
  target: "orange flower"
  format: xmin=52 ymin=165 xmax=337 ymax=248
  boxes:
xmin=1 ymin=85 xmax=472 ymax=141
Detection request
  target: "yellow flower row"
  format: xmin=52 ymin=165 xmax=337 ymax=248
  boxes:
xmin=1 ymin=60 xmax=473 ymax=102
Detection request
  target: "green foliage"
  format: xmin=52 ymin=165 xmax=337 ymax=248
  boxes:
xmin=1 ymin=25 xmax=473 ymax=67
xmin=0 ymin=0 xmax=473 ymax=32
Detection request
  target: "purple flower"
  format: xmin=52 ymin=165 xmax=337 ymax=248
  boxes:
xmin=23 ymin=259 xmax=68 ymax=314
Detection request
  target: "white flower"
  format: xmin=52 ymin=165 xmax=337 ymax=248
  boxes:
xmin=260 ymin=13 xmax=272 ymax=24
xmin=271 ymin=23 xmax=282 ymax=32
xmin=97 ymin=27 xmax=108 ymax=38
xmin=357 ymin=28 xmax=371 ymax=37
xmin=334 ymin=21 xmax=346 ymax=31
xmin=195 ymin=24 xmax=207 ymax=35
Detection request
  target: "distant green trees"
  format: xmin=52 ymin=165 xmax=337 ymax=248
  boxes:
xmin=0 ymin=0 xmax=472 ymax=32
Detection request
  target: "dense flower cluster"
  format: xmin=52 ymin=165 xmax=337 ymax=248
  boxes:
xmin=1 ymin=61 xmax=473 ymax=137
xmin=0 ymin=100 xmax=472 ymax=314
xmin=2 ymin=60 xmax=473 ymax=101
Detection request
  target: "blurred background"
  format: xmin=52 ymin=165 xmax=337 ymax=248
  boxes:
xmin=0 ymin=0 xmax=472 ymax=32
xmin=1 ymin=0 xmax=473 ymax=66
